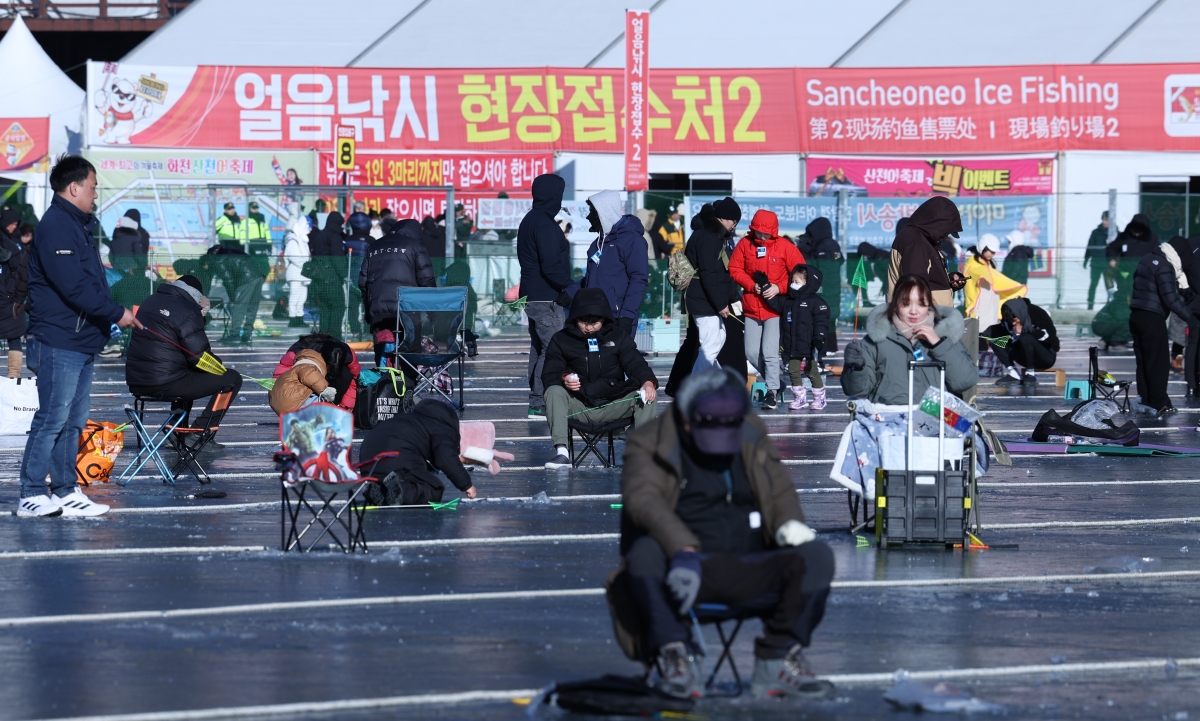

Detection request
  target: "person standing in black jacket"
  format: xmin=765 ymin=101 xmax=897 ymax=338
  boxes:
xmin=685 ymin=198 xmax=741 ymax=374
xmin=805 ymin=217 xmax=842 ymax=353
xmin=1129 ymin=241 xmax=1198 ymax=415
xmin=306 ymin=211 xmax=348 ymax=337
xmin=358 ymin=218 xmax=435 ymax=366
xmin=359 ymin=399 xmax=477 ymax=506
xmin=0 ymin=209 xmax=28 ymax=377
xmin=1083 ymin=211 xmax=1112 ymax=310
xmin=126 ymin=275 xmax=242 ymax=428
xmin=1173 ymin=235 xmax=1200 ymax=396
xmin=1107 ymin=213 xmax=1158 ymax=298
xmin=540 ymin=288 xmax=658 ymax=469
xmin=517 ymin=173 xmax=574 ymax=416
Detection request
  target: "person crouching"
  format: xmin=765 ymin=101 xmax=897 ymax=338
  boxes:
xmin=269 ymin=341 xmax=346 ymax=414
xmin=541 ymin=287 xmax=659 ymax=470
xmin=359 ymin=399 xmax=477 ymax=505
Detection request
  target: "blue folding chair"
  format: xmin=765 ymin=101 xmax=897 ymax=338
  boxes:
xmin=117 ymin=404 xmax=188 ymax=486
xmin=394 ymin=286 xmax=467 ymax=411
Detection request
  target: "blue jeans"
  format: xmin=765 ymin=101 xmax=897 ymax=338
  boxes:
xmin=19 ymin=337 xmax=95 ymax=499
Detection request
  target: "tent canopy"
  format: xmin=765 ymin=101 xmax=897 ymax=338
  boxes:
xmin=123 ymin=0 xmax=1198 ymax=69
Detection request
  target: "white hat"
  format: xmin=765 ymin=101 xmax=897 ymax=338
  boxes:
xmin=978 ymin=233 xmax=1000 ymax=254
xmin=1005 ymin=229 xmax=1025 ymax=248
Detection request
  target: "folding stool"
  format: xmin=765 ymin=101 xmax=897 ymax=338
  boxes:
xmin=117 ymin=404 xmax=188 ymax=486
xmin=166 ymin=391 xmax=235 ymax=484
xmin=568 ymin=416 xmax=635 ymax=468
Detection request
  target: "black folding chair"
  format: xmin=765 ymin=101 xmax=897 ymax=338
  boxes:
xmin=691 ymin=603 xmax=754 ymax=697
xmin=568 ymin=416 xmax=635 ymax=468
xmin=394 ymin=286 xmax=467 ymax=411
xmin=1089 ymin=346 xmax=1131 ymax=412
xmin=165 ymin=390 xmax=235 ymax=484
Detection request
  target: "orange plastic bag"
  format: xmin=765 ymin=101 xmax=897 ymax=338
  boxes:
xmin=76 ymin=420 xmax=125 ymax=485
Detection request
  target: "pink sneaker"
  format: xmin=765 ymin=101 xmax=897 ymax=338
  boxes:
xmin=809 ymin=387 xmax=827 ymax=411
xmin=788 ymin=386 xmax=808 ymax=410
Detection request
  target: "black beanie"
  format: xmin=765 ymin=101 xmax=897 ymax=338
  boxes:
xmin=176 ymin=274 xmax=203 ymax=293
xmin=712 ymin=197 xmax=741 ymax=224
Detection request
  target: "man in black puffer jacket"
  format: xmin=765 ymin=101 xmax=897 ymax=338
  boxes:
xmin=126 ymin=275 xmax=242 ymax=427
xmin=805 ymin=217 xmax=842 ymax=352
xmin=358 ymin=218 xmax=435 ymax=364
xmin=684 ymin=198 xmax=741 ymax=374
xmin=540 ymin=288 xmax=658 ymax=469
xmin=1129 ymin=240 xmax=1198 ymax=415
xmin=359 ymin=399 xmax=477 ymax=505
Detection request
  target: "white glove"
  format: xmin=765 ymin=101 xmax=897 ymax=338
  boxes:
xmin=730 ymin=300 xmax=743 ymax=316
xmin=319 ymin=386 xmax=337 ymax=403
xmin=775 ymin=519 xmax=816 ymax=547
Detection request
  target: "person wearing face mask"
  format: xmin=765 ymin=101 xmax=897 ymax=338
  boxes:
xmin=126 ymin=274 xmax=242 ymax=429
xmin=765 ymin=265 xmax=829 ymax=411
xmin=729 ymin=209 xmax=804 ymax=410
xmin=841 ymin=274 xmax=975 ymax=405
xmin=577 ymin=190 xmax=649 ymax=337
xmin=539 ymin=288 xmax=658 ymax=470
xmin=684 ymin=198 xmax=744 ymax=374
xmin=283 ymin=216 xmax=312 ymax=328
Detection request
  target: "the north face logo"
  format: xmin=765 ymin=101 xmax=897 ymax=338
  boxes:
xmin=159 ymin=309 xmax=170 ymax=316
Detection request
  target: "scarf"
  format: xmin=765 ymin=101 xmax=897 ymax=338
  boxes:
xmin=1161 ymin=243 xmax=1189 ymax=290
xmin=890 ymin=307 xmax=936 ymax=343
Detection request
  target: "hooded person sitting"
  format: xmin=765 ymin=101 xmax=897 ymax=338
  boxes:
xmin=359 ymin=399 xmax=477 ymax=505
xmin=981 ymin=298 xmax=1059 ymax=388
xmin=614 ymin=366 xmax=835 ymax=700
xmin=268 ymin=339 xmax=347 ymax=415
xmin=576 ymin=190 xmax=649 ymax=336
xmin=540 ymin=287 xmax=659 ymax=470
xmin=126 ymin=274 xmax=243 ymax=432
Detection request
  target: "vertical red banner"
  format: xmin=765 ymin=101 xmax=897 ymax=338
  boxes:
xmin=624 ymin=10 xmax=649 ymax=191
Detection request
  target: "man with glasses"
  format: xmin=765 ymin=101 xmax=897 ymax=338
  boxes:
xmin=540 ymin=287 xmax=658 ymax=470
xmin=614 ymin=366 xmax=835 ymax=700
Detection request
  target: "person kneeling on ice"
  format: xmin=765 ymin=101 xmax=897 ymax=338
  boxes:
xmin=358 ymin=399 xmax=477 ymax=505
xmin=982 ymin=298 xmax=1059 ymax=388
xmin=540 ymin=287 xmax=659 ymax=470
xmin=764 ymin=264 xmax=829 ymax=411
xmin=268 ymin=340 xmax=347 ymax=414
xmin=614 ymin=366 xmax=835 ymax=700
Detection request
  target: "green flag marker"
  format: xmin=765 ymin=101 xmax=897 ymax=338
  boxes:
xmin=851 ymin=256 xmax=868 ymax=289
xmin=506 ymin=296 xmax=529 ymax=312
xmin=610 ymin=503 xmax=623 ymax=509
xmin=980 ymin=335 xmax=1012 ymax=348
xmin=430 ymin=498 xmax=460 ymax=511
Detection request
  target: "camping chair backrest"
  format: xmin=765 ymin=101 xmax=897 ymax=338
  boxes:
xmin=395 ymin=286 xmax=468 ymax=355
xmin=279 ymin=402 xmax=359 ymax=484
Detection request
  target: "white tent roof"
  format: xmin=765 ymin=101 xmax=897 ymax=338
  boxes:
xmin=0 ymin=15 xmax=83 ymax=160
xmin=123 ymin=0 xmax=1200 ymax=69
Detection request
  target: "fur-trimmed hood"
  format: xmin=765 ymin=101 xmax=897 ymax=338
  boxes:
xmin=864 ymin=303 xmax=965 ymax=345
xmin=697 ymin=202 xmax=728 ymax=236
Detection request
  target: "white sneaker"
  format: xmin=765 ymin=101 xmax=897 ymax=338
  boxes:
xmin=17 ymin=494 xmax=63 ymax=518
xmin=54 ymin=490 xmax=110 ymax=517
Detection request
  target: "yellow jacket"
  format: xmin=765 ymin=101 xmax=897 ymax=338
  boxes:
xmin=963 ymin=255 xmax=1026 ymax=321
xmin=658 ymin=220 xmax=684 ymax=255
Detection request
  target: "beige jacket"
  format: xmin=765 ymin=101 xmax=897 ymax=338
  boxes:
xmin=269 ymin=349 xmax=328 ymax=414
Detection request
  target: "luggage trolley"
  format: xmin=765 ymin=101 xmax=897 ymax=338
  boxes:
xmin=873 ymin=360 xmax=977 ymax=548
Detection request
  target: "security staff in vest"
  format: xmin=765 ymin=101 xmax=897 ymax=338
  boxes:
xmin=215 ymin=202 xmax=242 ymax=245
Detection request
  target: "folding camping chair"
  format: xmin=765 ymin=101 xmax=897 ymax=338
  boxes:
xmin=394 ymin=286 xmax=467 ymax=411
xmin=568 ymin=416 xmax=635 ymax=468
xmin=1089 ymin=345 xmax=1131 ymax=412
xmin=117 ymin=404 xmax=188 ymax=486
xmin=163 ymin=391 xmax=235 ymax=485
xmin=491 ymin=279 xmax=521 ymax=326
xmin=277 ymin=403 xmax=397 ymax=552
xmin=690 ymin=603 xmax=754 ymax=697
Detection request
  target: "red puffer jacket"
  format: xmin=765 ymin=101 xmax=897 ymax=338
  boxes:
xmin=729 ymin=210 xmax=805 ymax=320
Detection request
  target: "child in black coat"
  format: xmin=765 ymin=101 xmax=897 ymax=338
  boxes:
xmin=766 ymin=265 xmax=830 ymax=410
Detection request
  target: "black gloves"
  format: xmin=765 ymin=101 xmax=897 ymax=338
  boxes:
xmin=554 ymin=291 xmax=572 ymax=308
xmin=666 ymin=551 xmax=702 ymax=614
xmin=843 ymin=341 xmax=865 ymax=370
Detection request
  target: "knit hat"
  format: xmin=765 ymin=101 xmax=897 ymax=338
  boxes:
xmin=712 ymin=197 xmax=741 ymax=223
xmin=175 ymin=274 xmax=203 ymax=293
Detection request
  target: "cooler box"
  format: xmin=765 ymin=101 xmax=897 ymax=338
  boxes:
xmin=634 ymin=320 xmax=653 ymax=352
xmin=651 ymin=318 xmax=682 ymax=354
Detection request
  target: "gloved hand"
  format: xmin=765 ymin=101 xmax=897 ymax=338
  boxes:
xmin=665 ymin=550 xmax=702 ymax=614
xmin=617 ymin=317 xmax=633 ymax=334
xmin=775 ymin=519 xmax=816 ymax=547
xmin=555 ymin=291 xmax=573 ymax=308
xmin=319 ymin=386 xmax=337 ymax=403
xmin=843 ymin=341 xmax=864 ymax=370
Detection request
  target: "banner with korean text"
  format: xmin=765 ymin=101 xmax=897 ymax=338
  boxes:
xmin=805 ymin=156 xmax=1054 ymax=196
xmin=624 ymin=10 xmax=649 ymax=190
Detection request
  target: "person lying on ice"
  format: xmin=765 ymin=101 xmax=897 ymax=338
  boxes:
xmin=540 ymin=287 xmax=659 ymax=469
xmin=613 ymin=366 xmax=835 ymax=700
xmin=358 ymin=399 xmax=477 ymax=505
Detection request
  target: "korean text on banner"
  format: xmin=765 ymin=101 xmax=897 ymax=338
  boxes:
xmin=806 ymin=156 xmax=1055 ymax=197
xmin=317 ymin=152 xmax=552 ymax=190
xmin=624 ymin=10 xmax=649 ymax=191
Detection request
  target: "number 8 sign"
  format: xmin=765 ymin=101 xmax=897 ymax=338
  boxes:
xmin=335 ymin=125 xmax=356 ymax=171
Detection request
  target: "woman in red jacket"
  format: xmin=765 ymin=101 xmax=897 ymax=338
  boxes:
xmin=729 ymin=210 xmax=805 ymax=409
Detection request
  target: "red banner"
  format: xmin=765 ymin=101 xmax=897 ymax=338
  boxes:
xmin=86 ymin=62 xmax=1200 ymax=154
xmin=624 ymin=10 xmax=649 ymax=190
xmin=0 ymin=117 xmax=49 ymax=171
xmin=806 ymin=156 xmax=1054 ymax=196
xmin=316 ymin=151 xmax=552 ymax=190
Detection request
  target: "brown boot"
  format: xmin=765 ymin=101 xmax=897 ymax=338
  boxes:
xmin=7 ymin=350 xmax=21 ymax=379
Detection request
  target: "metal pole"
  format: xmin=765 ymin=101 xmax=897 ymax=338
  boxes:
xmin=445 ymin=185 xmax=456 ymax=259
xmin=1054 ymin=152 xmax=1064 ymax=308
xmin=1107 ymin=189 xmax=1118 ymax=242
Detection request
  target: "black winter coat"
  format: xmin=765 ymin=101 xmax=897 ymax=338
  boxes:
xmin=765 ymin=266 xmax=829 ymax=359
xmin=1001 ymin=245 xmax=1034 ymax=285
xmin=126 ymin=284 xmax=215 ymax=388
xmin=358 ymin=399 xmax=472 ymax=492
xmin=982 ymin=299 xmax=1060 ymax=355
xmin=517 ymin=175 xmax=571 ymax=302
xmin=1130 ymin=247 xmax=1196 ymax=321
xmin=309 ymin=212 xmax=346 ymax=257
xmin=0 ymin=233 xmax=27 ymax=339
xmin=684 ymin=204 xmax=736 ymax=317
xmin=358 ymin=219 xmax=435 ymax=324
xmin=542 ymin=289 xmax=657 ymax=406
xmin=1106 ymin=214 xmax=1158 ymax=259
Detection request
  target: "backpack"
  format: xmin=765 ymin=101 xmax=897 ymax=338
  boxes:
xmin=666 ymin=250 xmax=696 ymax=292
xmin=1032 ymin=399 xmax=1139 ymax=446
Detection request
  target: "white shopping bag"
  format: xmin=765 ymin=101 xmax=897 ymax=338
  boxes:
xmin=0 ymin=377 xmax=38 ymax=435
